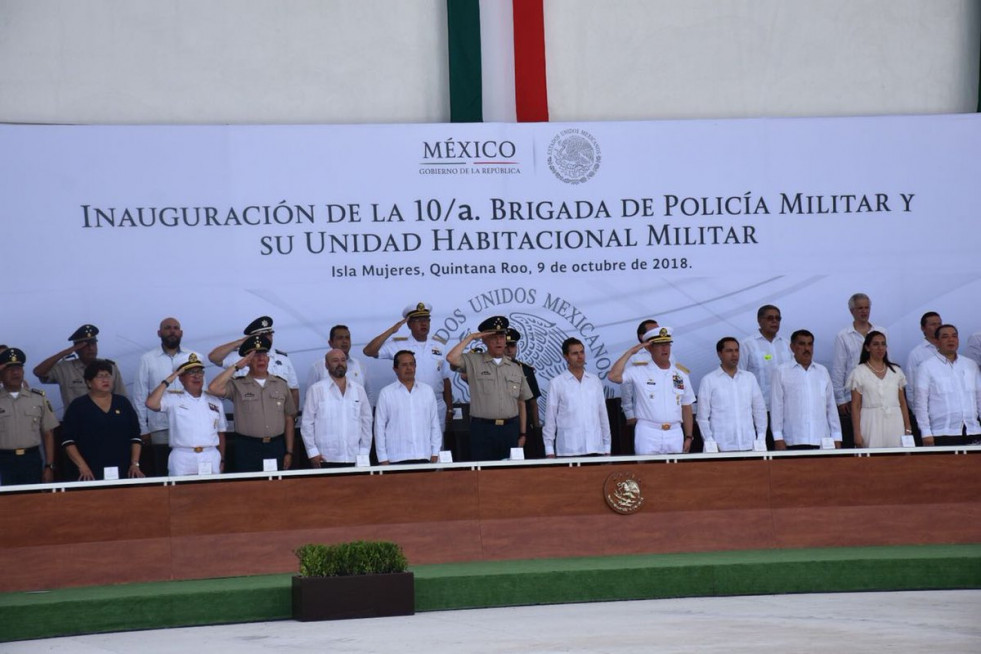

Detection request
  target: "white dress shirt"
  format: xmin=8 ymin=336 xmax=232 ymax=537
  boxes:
xmin=300 ymin=378 xmax=372 ymax=462
xmin=543 ymin=369 xmax=611 ymax=456
xmin=133 ymin=347 xmax=200 ymax=434
xmin=378 ymin=337 xmax=451 ymax=429
xmin=771 ymin=361 xmax=842 ymax=446
xmin=696 ymin=367 xmax=767 ymax=451
xmin=831 ymin=323 xmax=887 ymax=406
xmin=374 ymin=380 xmax=441 ymax=462
xmin=904 ymin=340 xmax=937 ymax=414
xmin=913 ymin=354 xmax=981 ymax=438
xmin=738 ymin=333 xmax=792 ymax=410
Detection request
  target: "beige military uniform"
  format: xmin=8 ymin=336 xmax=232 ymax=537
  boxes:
xmin=459 ymin=352 xmax=532 ymax=419
xmin=0 ymin=388 xmax=60 ymax=449
xmin=223 ymin=375 xmax=296 ymax=439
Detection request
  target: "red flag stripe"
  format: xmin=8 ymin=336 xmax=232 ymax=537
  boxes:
xmin=512 ymin=0 xmax=549 ymax=122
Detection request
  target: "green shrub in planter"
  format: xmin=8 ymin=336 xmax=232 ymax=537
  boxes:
xmin=294 ymin=541 xmax=408 ymax=577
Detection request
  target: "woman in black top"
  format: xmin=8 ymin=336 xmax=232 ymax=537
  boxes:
xmin=60 ymin=360 xmax=143 ymax=480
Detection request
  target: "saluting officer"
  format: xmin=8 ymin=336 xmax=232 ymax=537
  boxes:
xmin=0 ymin=348 xmax=59 ymax=485
xmin=33 ymin=324 xmax=127 ymax=413
xmin=609 ymin=326 xmax=695 ymax=455
xmin=145 ymin=353 xmax=227 ymax=476
xmin=208 ymin=335 xmax=297 ymax=472
xmin=446 ymin=316 xmax=533 ymax=461
xmin=363 ymin=302 xmax=454 ymax=432
xmin=208 ymin=316 xmax=299 ymax=408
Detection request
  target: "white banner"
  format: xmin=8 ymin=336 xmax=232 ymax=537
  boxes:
xmin=2 ymin=115 xmax=979 ymax=413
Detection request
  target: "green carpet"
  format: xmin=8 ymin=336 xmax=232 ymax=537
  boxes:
xmin=2 ymin=544 xmax=979 ymax=642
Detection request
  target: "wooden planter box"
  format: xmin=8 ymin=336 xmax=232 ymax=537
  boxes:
xmin=291 ymin=572 xmax=415 ymax=621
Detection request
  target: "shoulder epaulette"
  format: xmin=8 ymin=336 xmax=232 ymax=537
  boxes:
xmin=431 ymin=335 xmax=447 ymax=345
xmin=632 ymin=361 xmax=648 ymax=366
xmin=274 ymin=349 xmax=289 ymax=356
xmin=393 ymin=336 xmax=408 ymax=341
xmin=167 ymin=389 xmax=184 ymax=394
xmin=675 ymin=363 xmax=690 ymax=374
xmin=29 ymin=387 xmax=46 ymax=396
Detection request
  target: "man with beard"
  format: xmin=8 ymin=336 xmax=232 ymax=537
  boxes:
xmin=145 ymin=354 xmax=226 ymax=476
xmin=133 ymin=317 xmax=201 ymax=475
xmin=33 ymin=324 xmax=127 ymax=413
xmin=306 ymin=325 xmax=369 ymax=398
xmin=301 ymin=349 xmax=372 ymax=468
xmin=208 ymin=334 xmax=297 ymax=472
xmin=0 ymin=348 xmax=58 ymax=485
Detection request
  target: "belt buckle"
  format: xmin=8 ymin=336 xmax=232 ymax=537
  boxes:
xmin=193 ymin=446 xmax=204 ymax=453
xmin=661 ymin=423 xmax=671 ymax=431
xmin=494 ymin=419 xmax=505 ymax=426
xmin=262 ymin=437 xmax=271 ymax=443
xmin=14 ymin=448 xmax=25 ymax=455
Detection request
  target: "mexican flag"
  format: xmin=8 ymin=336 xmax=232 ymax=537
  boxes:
xmin=447 ymin=0 xmax=549 ymax=123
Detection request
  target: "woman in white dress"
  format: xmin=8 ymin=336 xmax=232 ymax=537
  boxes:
xmin=847 ymin=331 xmax=912 ymax=448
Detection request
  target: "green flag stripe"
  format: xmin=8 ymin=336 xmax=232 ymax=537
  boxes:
xmin=447 ymin=0 xmax=482 ymax=123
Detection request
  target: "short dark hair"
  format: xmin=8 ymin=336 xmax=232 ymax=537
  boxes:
xmin=920 ymin=311 xmax=940 ymax=328
xmin=935 ymin=324 xmax=958 ymax=340
xmin=757 ymin=305 xmax=780 ymax=320
xmin=636 ymin=319 xmax=658 ymax=340
xmin=83 ymin=359 xmax=114 ymax=382
xmin=562 ymin=337 xmax=584 ymax=355
xmin=790 ymin=329 xmax=814 ymax=344
xmin=393 ymin=350 xmax=415 ymax=368
xmin=329 ymin=324 xmax=349 ymax=341
xmin=716 ymin=337 xmax=739 ymax=352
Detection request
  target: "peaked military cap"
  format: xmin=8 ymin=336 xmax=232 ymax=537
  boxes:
xmin=506 ymin=328 xmax=521 ymax=345
xmin=176 ymin=353 xmax=206 ymax=375
xmin=643 ymin=326 xmax=673 ymax=344
xmin=69 ymin=324 xmax=99 ymax=342
xmin=403 ymin=302 xmax=432 ymax=320
xmin=0 ymin=347 xmax=26 ymax=366
xmin=477 ymin=315 xmax=509 ymax=334
xmin=239 ymin=334 xmax=272 ymax=357
xmin=244 ymin=316 xmax=274 ymax=336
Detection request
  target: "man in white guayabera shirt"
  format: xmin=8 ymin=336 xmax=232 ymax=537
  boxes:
xmin=543 ymin=337 xmax=611 ymax=458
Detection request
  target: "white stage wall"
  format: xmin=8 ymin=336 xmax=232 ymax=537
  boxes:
xmin=2 ymin=114 xmax=979 ymax=413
